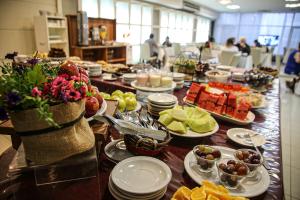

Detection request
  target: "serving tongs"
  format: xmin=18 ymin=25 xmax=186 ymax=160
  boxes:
xmin=94 ymin=115 xmax=167 ymax=141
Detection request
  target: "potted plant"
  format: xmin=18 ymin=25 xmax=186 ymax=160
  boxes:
xmin=0 ymin=60 xmax=95 ymax=165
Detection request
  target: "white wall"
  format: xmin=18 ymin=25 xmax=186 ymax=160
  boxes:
xmin=0 ymin=0 xmax=58 ymax=58
xmin=0 ymin=0 xmax=78 ymax=58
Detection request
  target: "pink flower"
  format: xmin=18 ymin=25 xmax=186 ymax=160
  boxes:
xmin=52 ymin=76 xmax=68 ymax=87
xmin=64 ymin=89 xmax=81 ymax=101
xmin=79 ymin=85 xmax=87 ymax=98
xmin=31 ymin=87 xmax=42 ymax=97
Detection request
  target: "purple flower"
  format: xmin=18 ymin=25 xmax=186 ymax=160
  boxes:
xmin=6 ymin=92 xmax=22 ymax=108
xmin=0 ymin=107 xmax=8 ymax=120
xmin=27 ymin=58 xmax=39 ymax=65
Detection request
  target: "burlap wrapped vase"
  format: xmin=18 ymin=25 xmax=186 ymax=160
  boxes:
xmin=10 ymin=100 xmax=95 ymax=165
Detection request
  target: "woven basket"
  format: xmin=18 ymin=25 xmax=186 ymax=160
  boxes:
xmin=123 ymin=121 xmax=172 ymax=156
xmin=10 ymin=100 xmax=95 ymax=165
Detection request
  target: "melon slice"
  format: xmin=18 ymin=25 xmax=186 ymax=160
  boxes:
xmin=167 ymin=121 xmax=187 ymax=134
xmin=159 ymin=109 xmax=173 ymax=116
xmin=158 ymin=113 xmax=173 ymax=126
xmin=172 ymin=108 xmax=188 ymax=122
xmin=187 ymin=115 xmax=216 ymax=133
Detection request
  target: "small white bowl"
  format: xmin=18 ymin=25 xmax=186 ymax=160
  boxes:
xmin=205 ymin=70 xmax=231 ymax=83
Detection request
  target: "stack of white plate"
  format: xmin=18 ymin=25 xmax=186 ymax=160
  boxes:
xmin=123 ymin=73 xmax=137 ymax=85
xmin=147 ymin=93 xmax=177 ymax=116
xmin=86 ymin=63 xmax=102 ymax=76
xmin=172 ymin=72 xmax=185 ymax=90
xmin=109 ymin=156 xmax=172 ymax=200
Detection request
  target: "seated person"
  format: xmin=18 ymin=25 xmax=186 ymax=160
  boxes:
xmin=162 ymin=36 xmax=172 ymax=47
xmin=204 ymin=36 xmax=215 ymax=49
xmin=254 ymin=39 xmax=262 ymax=47
xmin=221 ymin=38 xmax=239 ymax=53
xmin=285 ymin=42 xmax=300 ymax=75
xmin=236 ymin=37 xmax=251 ymax=55
xmin=145 ymin=33 xmax=159 ymax=57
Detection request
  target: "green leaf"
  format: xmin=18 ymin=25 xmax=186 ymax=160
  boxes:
xmin=25 ymin=64 xmax=46 ymax=86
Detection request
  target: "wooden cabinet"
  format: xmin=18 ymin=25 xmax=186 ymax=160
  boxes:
xmin=66 ymin=15 xmax=126 ymax=64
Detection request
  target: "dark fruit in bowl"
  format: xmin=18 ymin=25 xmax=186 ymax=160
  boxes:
xmin=59 ymin=61 xmax=79 ymax=76
xmin=85 ymin=96 xmax=99 ymax=118
xmin=193 ymin=145 xmax=222 ymax=172
xmin=217 ymin=159 xmax=249 ymax=189
xmin=94 ymin=92 xmax=103 ymax=108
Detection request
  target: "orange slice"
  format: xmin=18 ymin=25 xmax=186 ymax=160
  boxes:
xmin=172 ymin=186 xmax=192 ymax=200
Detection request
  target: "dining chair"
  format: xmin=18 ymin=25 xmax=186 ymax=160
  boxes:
xmin=251 ymin=47 xmax=264 ymax=67
xmin=201 ymin=48 xmax=213 ymax=60
xmin=230 ymin=54 xmax=241 ymax=67
xmin=219 ymin=51 xmax=237 ymax=66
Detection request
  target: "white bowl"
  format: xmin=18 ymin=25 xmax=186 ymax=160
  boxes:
xmin=205 ymin=70 xmax=231 ymax=83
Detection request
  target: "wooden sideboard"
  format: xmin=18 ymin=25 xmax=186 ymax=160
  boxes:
xmin=66 ymin=15 xmax=126 ymax=64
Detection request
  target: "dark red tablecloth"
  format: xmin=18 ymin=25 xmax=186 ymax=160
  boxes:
xmin=0 ymin=78 xmax=283 ymax=200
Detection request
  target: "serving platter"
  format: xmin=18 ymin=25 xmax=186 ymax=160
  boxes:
xmin=131 ymin=81 xmax=176 ymax=92
xmin=227 ymin=128 xmax=266 ymax=147
xmin=184 ymin=146 xmax=270 ymax=198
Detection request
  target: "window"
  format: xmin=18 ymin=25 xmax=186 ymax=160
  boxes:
xmin=100 ymin=0 xmax=114 ymax=19
xmin=214 ymin=12 xmax=300 ymax=55
xmin=82 ymin=0 xmax=98 ymax=17
xmin=196 ymin=17 xmax=211 ymax=43
xmin=159 ymin=10 xmax=195 ymax=44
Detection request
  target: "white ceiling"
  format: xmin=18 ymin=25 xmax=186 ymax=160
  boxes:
xmin=190 ymin=0 xmax=300 ymax=12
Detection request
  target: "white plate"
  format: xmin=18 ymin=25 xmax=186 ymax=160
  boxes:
xmin=227 ymin=128 xmax=266 ymax=147
xmin=170 ymin=123 xmax=219 ymax=138
xmin=172 ymin=72 xmax=185 ymax=80
xmin=148 ymin=101 xmax=177 ymax=109
xmin=131 ymin=81 xmax=176 ymax=92
xmin=126 ymin=101 xmax=142 ymax=113
xmin=104 ymin=139 xmax=134 ymax=162
xmin=111 ymin=156 xmax=172 ymax=194
xmin=216 ymin=65 xmax=234 ymax=71
xmin=147 ymin=93 xmax=177 ymax=105
xmin=184 ymin=146 xmax=270 ymax=198
xmin=103 ymin=77 xmax=117 ymax=81
xmin=109 ymin=175 xmax=167 ymax=200
xmin=183 ymin=97 xmax=255 ymax=125
xmin=86 ymin=99 xmax=107 ymax=122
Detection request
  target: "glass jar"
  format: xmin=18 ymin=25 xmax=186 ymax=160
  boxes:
xmin=136 ymin=70 xmax=149 ymax=87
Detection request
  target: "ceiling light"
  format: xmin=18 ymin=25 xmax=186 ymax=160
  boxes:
xmin=219 ymin=0 xmax=232 ymax=5
xmin=226 ymin=4 xmax=240 ymax=9
xmin=285 ymin=3 xmax=300 ymax=7
xmin=285 ymin=0 xmax=299 ymax=1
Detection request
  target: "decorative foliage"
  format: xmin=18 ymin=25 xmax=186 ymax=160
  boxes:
xmin=0 ymin=60 xmax=88 ymax=127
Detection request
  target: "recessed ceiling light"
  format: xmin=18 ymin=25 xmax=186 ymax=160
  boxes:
xmin=285 ymin=3 xmax=300 ymax=7
xmin=226 ymin=4 xmax=240 ymax=9
xmin=219 ymin=0 xmax=232 ymax=5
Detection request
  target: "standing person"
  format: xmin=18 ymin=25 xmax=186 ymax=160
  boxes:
xmin=285 ymin=42 xmax=300 ymax=75
xmin=145 ymin=33 xmax=159 ymax=57
xmin=162 ymin=36 xmax=172 ymax=47
xmin=236 ymin=37 xmax=251 ymax=55
xmin=221 ymin=38 xmax=239 ymax=52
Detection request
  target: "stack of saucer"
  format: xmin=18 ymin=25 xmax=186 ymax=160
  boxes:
xmin=109 ymin=156 xmax=172 ymax=200
xmin=147 ymin=93 xmax=177 ymax=116
xmin=86 ymin=63 xmax=102 ymax=77
xmin=172 ymin=72 xmax=185 ymax=90
xmin=123 ymin=73 xmax=137 ymax=85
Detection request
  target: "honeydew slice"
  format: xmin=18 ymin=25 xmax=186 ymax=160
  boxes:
xmin=167 ymin=121 xmax=187 ymax=134
xmin=158 ymin=113 xmax=173 ymax=126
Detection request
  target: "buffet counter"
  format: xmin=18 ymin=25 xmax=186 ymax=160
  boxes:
xmin=0 ymin=78 xmax=283 ymax=200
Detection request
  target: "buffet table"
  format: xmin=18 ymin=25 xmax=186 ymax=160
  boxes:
xmin=0 ymin=78 xmax=283 ymax=200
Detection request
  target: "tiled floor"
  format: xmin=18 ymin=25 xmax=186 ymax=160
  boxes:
xmin=280 ymin=78 xmax=300 ymax=200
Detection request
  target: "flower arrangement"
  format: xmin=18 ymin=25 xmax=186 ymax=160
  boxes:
xmin=0 ymin=60 xmax=89 ymax=127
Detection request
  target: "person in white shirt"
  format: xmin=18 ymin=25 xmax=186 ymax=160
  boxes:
xmin=145 ymin=33 xmax=159 ymax=57
xmin=221 ymin=38 xmax=239 ymax=53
